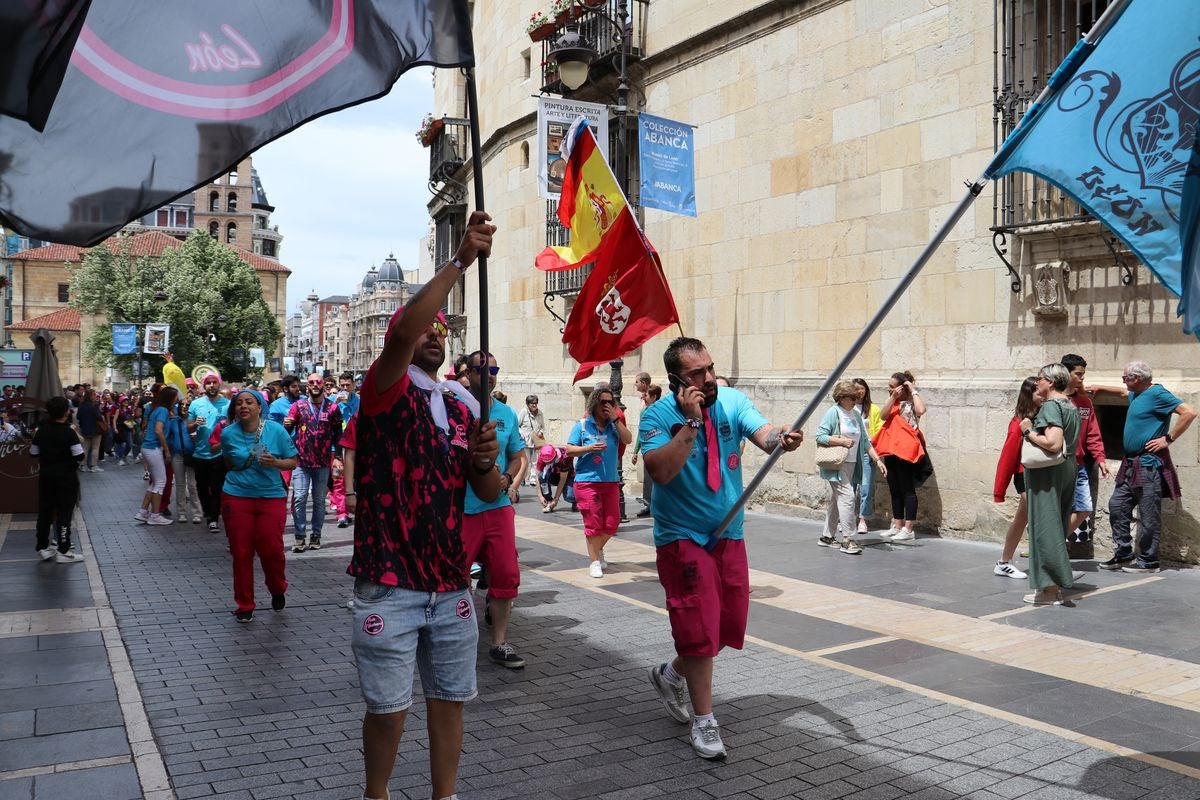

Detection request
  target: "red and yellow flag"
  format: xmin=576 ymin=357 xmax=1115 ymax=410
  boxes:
xmin=536 ymin=117 xmax=680 ymax=382
xmin=535 ymin=120 xmax=629 ymax=272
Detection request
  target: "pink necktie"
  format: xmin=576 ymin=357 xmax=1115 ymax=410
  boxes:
xmin=703 ymin=407 xmax=720 ymax=492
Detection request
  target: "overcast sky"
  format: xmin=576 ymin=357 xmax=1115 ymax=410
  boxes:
xmin=252 ymin=68 xmax=435 ymax=316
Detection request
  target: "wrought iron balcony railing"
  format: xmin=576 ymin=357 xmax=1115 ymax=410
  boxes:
xmin=428 ymin=117 xmax=470 ymax=204
xmin=538 ymin=0 xmax=648 ymax=94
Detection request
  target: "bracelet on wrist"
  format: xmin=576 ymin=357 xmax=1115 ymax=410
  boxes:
xmin=450 ymin=256 xmax=466 ymax=272
xmin=344 ymin=492 xmax=356 ymax=497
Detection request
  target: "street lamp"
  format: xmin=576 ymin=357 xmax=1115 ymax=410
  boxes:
xmin=547 ymin=0 xmax=634 ymax=188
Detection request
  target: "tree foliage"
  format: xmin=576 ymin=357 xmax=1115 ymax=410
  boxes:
xmin=71 ymin=230 xmax=281 ymax=384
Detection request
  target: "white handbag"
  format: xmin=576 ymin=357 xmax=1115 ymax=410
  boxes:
xmin=815 ymin=444 xmax=851 ymax=470
xmin=1020 ymin=437 xmax=1065 ymax=469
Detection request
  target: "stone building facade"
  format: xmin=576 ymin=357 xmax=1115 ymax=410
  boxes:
xmin=426 ymin=0 xmax=1200 ymax=561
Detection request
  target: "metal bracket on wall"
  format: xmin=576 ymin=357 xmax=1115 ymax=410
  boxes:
xmin=1101 ymin=234 xmax=1133 ymax=286
xmin=543 ymin=293 xmax=567 ymax=333
xmin=993 ymin=230 xmax=1021 ymax=294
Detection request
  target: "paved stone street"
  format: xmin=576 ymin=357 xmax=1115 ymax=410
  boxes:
xmin=3 ymin=465 xmax=1200 ymax=799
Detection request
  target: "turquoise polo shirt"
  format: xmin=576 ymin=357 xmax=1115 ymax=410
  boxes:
xmin=568 ymin=415 xmax=620 ymax=483
xmin=639 ymin=387 xmax=768 ymax=548
xmin=188 ymin=395 xmax=230 ymax=460
xmin=465 ymin=401 xmax=525 ymax=514
xmin=1125 ymin=384 xmax=1181 ymax=467
xmin=220 ymin=420 xmax=298 ymax=499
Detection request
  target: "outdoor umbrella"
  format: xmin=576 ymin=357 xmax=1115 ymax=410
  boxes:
xmin=25 ymin=327 xmax=65 ymax=406
xmin=0 ymin=0 xmax=474 ymax=246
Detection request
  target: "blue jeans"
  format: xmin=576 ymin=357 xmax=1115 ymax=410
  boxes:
xmin=858 ymin=452 xmax=875 ymax=519
xmin=351 ymin=582 xmax=478 ymax=714
xmin=115 ymin=428 xmax=133 ymax=460
xmin=291 ymin=466 xmax=330 ymax=540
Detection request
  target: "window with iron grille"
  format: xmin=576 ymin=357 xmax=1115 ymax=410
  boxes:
xmin=993 ymin=0 xmax=1109 ymax=231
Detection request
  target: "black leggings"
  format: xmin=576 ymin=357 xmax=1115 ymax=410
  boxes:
xmin=883 ymin=455 xmax=918 ymax=521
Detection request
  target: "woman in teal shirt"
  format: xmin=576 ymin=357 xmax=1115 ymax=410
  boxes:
xmin=815 ymin=381 xmax=886 ymax=555
xmin=219 ymin=390 xmax=298 ymax=622
xmin=566 ymin=383 xmax=632 ymax=578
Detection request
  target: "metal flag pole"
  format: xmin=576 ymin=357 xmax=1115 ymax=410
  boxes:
xmin=707 ymin=0 xmax=1134 ymax=543
xmin=708 ymin=176 xmax=988 ymax=542
xmin=464 ymin=68 xmax=490 ymax=424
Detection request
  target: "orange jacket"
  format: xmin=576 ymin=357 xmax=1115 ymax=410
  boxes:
xmin=872 ymin=404 xmax=925 ymax=463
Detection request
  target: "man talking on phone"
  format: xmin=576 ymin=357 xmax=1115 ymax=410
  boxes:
xmin=639 ymin=336 xmax=802 ymax=760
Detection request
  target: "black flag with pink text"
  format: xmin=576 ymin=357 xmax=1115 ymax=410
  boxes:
xmin=0 ymin=0 xmax=473 ymax=245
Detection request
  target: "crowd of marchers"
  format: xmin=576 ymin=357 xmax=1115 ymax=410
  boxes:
xmin=4 ymin=211 xmax=1196 ymax=799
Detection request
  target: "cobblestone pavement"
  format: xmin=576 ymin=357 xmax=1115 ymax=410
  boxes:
xmin=2 ymin=464 xmax=1200 ymax=799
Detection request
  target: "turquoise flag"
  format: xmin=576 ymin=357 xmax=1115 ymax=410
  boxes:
xmin=985 ymin=0 xmax=1200 ymax=338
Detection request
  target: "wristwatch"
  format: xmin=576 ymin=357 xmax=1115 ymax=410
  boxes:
xmin=1165 ymin=433 xmax=1175 ymax=444
xmin=450 ymin=256 xmax=466 ymax=272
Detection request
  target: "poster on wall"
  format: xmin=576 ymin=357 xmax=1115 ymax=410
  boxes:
xmin=249 ymin=348 xmax=266 ymax=369
xmin=536 ymin=96 xmax=608 ymax=200
xmin=111 ymin=324 xmax=137 ymax=355
xmin=143 ymin=323 xmax=170 ymax=355
xmin=638 ymin=113 xmax=697 ymax=217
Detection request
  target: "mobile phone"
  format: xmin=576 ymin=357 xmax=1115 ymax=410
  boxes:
xmin=667 ymin=373 xmax=687 ymax=398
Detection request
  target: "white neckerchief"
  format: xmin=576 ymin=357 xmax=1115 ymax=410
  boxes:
xmin=406 ymin=365 xmax=481 ymax=433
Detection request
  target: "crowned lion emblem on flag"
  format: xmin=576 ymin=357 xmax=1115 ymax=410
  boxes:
xmin=595 ymin=286 xmax=630 ymax=334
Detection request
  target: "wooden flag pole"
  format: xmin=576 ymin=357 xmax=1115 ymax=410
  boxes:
xmin=707 ymin=177 xmax=989 ymax=543
xmin=465 ymin=68 xmax=490 ymax=424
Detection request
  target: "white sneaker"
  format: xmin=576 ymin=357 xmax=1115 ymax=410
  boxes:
xmin=880 ymin=528 xmax=901 ymax=539
xmin=191 ymin=515 xmax=202 ymax=524
xmin=648 ymin=664 xmax=691 ymax=723
xmin=55 ymin=550 xmax=84 ymax=563
xmin=690 ymin=720 xmax=727 ymax=760
xmin=994 ymin=561 xmax=1027 ymax=579
xmin=541 ymin=505 xmax=553 ymax=513
xmin=133 ymin=508 xmax=149 ymax=523
xmin=38 ymin=548 xmax=56 ymax=561
xmin=147 ymin=513 xmax=172 ymax=526
xmin=889 ymin=529 xmax=915 ymax=542
xmin=116 ymin=458 xmax=126 ymax=466
xmin=588 ymin=560 xmax=604 ymax=578
xmin=89 ymin=466 xmax=104 ymax=473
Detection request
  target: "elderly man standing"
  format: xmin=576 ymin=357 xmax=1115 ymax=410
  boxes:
xmin=1096 ymin=361 xmax=1195 ymax=573
xmin=640 ymin=336 xmax=803 ymax=760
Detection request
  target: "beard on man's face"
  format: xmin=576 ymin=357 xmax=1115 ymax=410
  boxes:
xmin=412 ymin=333 xmax=445 ymax=372
xmin=700 ymin=381 xmax=718 ymax=408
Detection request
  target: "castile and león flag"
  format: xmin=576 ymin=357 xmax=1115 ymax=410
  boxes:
xmin=536 ymin=117 xmax=681 ymax=382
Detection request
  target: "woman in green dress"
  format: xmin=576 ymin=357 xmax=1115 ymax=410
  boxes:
xmin=1018 ymin=363 xmax=1080 ymax=606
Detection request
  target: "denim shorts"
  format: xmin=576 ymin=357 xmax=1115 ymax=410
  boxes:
xmin=350 ymin=580 xmax=478 ymax=714
xmin=1072 ymin=465 xmax=1093 ymax=512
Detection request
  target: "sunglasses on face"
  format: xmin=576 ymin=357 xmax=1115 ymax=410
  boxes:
xmin=430 ymin=320 xmax=448 ymax=337
xmin=598 ymin=398 xmax=615 ymax=406
xmin=475 ymin=365 xmax=500 ymax=376
xmin=307 ymin=381 xmax=324 ymax=387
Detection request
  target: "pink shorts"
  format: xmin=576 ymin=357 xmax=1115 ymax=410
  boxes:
xmin=460 ymin=506 xmax=519 ymax=599
xmin=575 ymin=481 xmax=620 ymax=537
xmin=656 ymin=538 xmax=749 ymax=658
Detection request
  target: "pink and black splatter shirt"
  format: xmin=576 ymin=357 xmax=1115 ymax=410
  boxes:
xmin=347 ymin=366 xmax=475 ymax=591
xmin=286 ymin=397 xmax=342 ymax=468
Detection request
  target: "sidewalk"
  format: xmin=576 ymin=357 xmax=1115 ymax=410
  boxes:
xmin=0 ymin=463 xmax=1197 ymax=799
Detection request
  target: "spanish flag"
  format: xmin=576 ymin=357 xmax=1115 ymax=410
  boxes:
xmin=537 ymin=117 xmax=680 ymax=382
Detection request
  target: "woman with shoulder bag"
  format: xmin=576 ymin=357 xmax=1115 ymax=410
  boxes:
xmin=219 ymin=390 xmax=297 ymax=623
xmin=1018 ymin=364 xmax=1080 ymax=606
xmin=873 ymin=371 xmax=927 ymax=541
xmin=815 ymin=381 xmax=886 ymax=555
